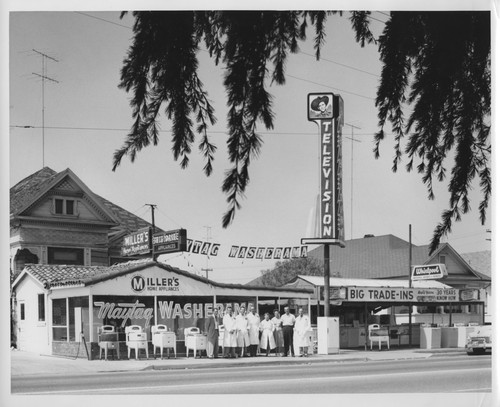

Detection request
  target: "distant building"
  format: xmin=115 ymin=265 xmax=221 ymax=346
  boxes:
xmin=10 ymin=167 xmax=157 ymax=276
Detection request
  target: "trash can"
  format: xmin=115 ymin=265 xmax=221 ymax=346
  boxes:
xmin=125 ymin=325 xmax=149 ymax=360
xmin=152 ymin=325 xmax=176 ymax=359
xmin=98 ymin=325 xmax=120 ymax=360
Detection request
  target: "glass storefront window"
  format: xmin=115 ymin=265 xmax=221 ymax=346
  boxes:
xmin=52 ymin=298 xmax=67 ymax=341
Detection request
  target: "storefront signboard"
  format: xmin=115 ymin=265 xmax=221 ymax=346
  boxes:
xmin=120 ymin=227 xmax=151 ymax=256
xmin=153 ymin=228 xmax=187 ymax=255
xmin=345 ymin=286 xmax=459 ymax=303
xmin=411 ymin=264 xmax=447 ymax=281
xmin=460 ymin=289 xmax=480 ymax=301
xmin=94 ymin=300 xmax=154 ymax=328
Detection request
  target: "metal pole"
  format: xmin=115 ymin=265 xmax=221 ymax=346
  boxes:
xmin=146 ymin=204 xmax=157 ymax=260
xmin=409 ymin=224 xmax=413 ymax=347
xmin=324 ymin=245 xmax=330 ymax=317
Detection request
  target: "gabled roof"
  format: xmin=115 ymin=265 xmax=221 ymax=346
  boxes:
xmin=460 ymin=250 xmax=491 ymax=278
xmin=10 ymin=167 xmax=158 ymax=236
xmin=10 ymin=167 xmax=59 ymax=215
xmin=13 ymin=260 xmax=313 ymax=294
xmin=309 ymin=234 xmax=438 ymax=279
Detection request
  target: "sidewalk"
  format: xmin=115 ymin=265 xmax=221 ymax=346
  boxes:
xmin=10 ymin=347 xmax=467 ymax=377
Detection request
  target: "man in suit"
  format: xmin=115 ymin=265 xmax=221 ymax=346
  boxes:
xmin=205 ymin=308 xmax=220 ymax=358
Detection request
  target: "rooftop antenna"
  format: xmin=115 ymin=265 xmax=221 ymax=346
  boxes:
xmin=32 ymin=49 xmax=59 ymax=168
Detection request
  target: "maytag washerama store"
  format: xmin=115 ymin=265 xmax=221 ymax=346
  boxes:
xmin=12 ymin=259 xmax=313 ymax=358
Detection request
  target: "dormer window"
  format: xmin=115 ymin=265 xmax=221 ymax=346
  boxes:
xmin=52 ymin=198 xmax=78 ymax=216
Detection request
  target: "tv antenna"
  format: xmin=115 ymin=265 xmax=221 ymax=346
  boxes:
xmin=32 ymin=49 xmax=59 ymax=168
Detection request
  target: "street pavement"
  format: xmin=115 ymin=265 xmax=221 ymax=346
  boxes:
xmin=10 ymin=347 xmax=468 ymax=377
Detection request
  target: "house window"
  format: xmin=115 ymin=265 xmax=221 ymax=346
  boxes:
xmin=38 ymin=294 xmax=45 ymax=321
xmin=20 ymin=303 xmax=25 ymax=320
xmin=48 ymin=247 xmax=84 ymax=265
xmin=439 ymin=255 xmax=446 ymax=265
xmin=53 ymin=198 xmax=77 ymax=216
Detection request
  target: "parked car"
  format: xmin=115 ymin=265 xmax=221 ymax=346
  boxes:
xmin=466 ymin=325 xmax=492 ymax=355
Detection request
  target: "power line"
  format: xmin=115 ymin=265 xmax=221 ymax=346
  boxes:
xmin=286 ymin=74 xmax=374 ymax=100
xmin=74 ymin=12 xmax=132 ymax=29
xmin=75 ymin=11 xmax=382 ymax=83
xmin=10 ymin=124 xmax=380 ymax=139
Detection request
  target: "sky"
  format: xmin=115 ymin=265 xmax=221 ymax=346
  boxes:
xmin=4 ymin=1 xmax=496 ymax=285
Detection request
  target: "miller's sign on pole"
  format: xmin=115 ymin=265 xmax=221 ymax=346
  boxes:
xmin=411 ymin=264 xmax=448 ymax=281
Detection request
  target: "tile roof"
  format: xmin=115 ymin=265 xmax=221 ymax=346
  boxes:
xmin=18 ymin=260 xmax=313 ymax=294
xmin=22 ymin=259 xmax=153 ymax=288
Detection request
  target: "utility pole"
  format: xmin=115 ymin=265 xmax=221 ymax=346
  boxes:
xmin=145 ymin=204 xmax=157 ymax=260
xmin=344 ymin=122 xmax=361 ymax=240
xmin=32 ymin=49 xmax=59 ymax=168
xmin=202 ymin=226 xmax=213 ymax=281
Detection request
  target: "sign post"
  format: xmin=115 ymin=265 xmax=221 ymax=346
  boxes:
xmin=302 ymin=92 xmax=345 ymax=318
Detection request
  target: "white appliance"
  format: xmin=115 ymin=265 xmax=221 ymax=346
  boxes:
xmin=317 ymin=317 xmax=340 ymax=354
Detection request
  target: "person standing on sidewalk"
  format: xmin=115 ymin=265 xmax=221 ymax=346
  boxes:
xmin=271 ymin=309 xmax=284 ymax=356
xmin=222 ymin=306 xmax=237 ymax=358
xmin=205 ymin=308 xmax=220 ymax=359
xmin=259 ymin=313 xmax=276 ymax=356
xmin=247 ymin=304 xmax=260 ymax=357
xmin=281 ymin=306 xmax=295 ymax=357
xmin=235 ymin=305 xmax=250 ymax=357
xmin=294 ymin=308 xmax=311 ymax=357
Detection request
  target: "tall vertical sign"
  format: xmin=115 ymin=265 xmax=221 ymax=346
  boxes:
xmin=302 ymin=93 xmax=345 ymax=246
xmin=302 ymin=92 xmax=345 ymax=323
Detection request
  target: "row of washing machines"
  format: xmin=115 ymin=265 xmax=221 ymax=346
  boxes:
xmin=97 ymin=325 xmax=208 ymax=360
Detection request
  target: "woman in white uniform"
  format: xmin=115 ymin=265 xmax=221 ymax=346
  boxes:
xmin=259 ymin=313 xmax=276 ymax=356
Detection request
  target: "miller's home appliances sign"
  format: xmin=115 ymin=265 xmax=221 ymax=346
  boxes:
xmin=121 ymin=228 xmax=187 ymax=256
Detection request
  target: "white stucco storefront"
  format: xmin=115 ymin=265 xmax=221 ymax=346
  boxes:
xmin=12 ymin=259 xmax=313 ymax=358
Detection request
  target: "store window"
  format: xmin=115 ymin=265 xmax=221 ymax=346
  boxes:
xmin=38 ymin=294 xmax=45 ymax=322
xmin=52 ymin=298 xmax=67 ymax=341
xmin=48 ymin=247 xmax=84 ymax=265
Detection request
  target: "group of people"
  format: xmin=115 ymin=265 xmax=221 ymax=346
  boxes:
xmin=204 ymin=305 xmax=311 ymax=359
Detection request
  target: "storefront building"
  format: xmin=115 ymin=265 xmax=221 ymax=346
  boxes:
xmin=284 ymin=275 xmax=487 ymax=349
xmin=12 ymin=259 xmax=312 ymax=358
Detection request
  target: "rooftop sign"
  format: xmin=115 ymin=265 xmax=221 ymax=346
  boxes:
xmin=411 ymin=264 xmax=448 ymax=281
xmin=153 ymin=228 xmax=187 ymax=255
xmin=121 ymin=227 xmax=151 ymax=256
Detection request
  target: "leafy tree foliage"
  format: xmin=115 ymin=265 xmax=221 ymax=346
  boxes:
xmin=115 ymin=11 xmax=490 ymax=253
xmin=257 ymin=257 xmax=328 ymax=287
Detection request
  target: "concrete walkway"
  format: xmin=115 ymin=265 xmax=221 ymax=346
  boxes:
xmin=10 ymin=347 xmax=467 ymax=377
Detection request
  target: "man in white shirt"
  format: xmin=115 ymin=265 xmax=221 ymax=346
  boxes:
xmin=294 ymin=308 xmax=311 ymax=357
xmin=280 ymin=306 xmax=295 ymax=357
